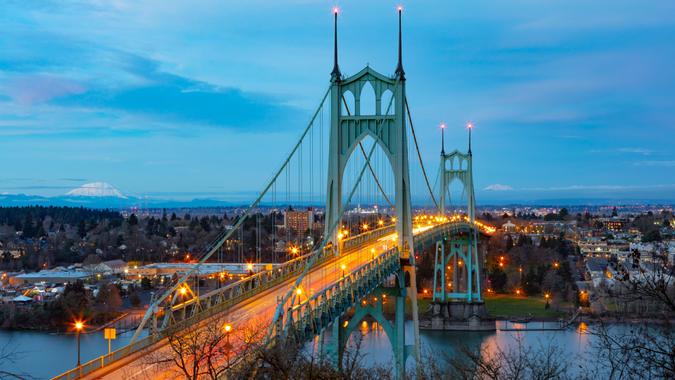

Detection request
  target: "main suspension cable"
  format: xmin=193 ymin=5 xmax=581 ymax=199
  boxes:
xmin=405 ymin=96 xmax=440 ymax=213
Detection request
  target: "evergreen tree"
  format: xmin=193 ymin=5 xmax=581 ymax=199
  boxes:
xmin=488 ymin=266 xmax=508 ymax=293
xmin=128 ymin=213 xmax=138 ymax=226
xmin=77 ymin=220 xmax=87 ymax=238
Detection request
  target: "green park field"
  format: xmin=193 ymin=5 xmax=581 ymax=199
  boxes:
xmin=483 ymin=294 xmax=567 ymax=319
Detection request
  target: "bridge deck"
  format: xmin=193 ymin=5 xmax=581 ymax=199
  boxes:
xmin=75 ymin=225 xmax=440 ymax=379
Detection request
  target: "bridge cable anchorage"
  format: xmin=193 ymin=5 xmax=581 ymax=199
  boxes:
xmin=404 ymin=96 xmax=440 ymax=213
xmin=128 ymin=86 xmax=331 ymax=345
xmin=268 ymin=79 xmax=402 ymax=340
xmin=341 ymin=94 xmax=395 ymax=210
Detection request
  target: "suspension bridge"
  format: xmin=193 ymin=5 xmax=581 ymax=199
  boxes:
xmin=53 ymin=8 xmax=494 ymax=380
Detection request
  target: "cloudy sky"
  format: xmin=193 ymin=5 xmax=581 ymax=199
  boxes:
xmin=1 ymin=0 xmax=674 ymax=203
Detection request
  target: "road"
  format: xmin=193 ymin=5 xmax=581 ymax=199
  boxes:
xmin=82 ymin=225 xmax=437 ymax=379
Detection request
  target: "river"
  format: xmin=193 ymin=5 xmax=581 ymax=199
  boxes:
xmin=1 ymin=321 xmax=599 ymax=379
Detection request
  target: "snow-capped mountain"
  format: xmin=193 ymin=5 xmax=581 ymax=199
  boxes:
xmin=66 ymin=182 xmax=127 ymax=199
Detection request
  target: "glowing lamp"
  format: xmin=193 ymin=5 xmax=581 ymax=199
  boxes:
xmin=224 ymin=324 xmax=232 ymax=333
xmin=74 ymin=321 xmax=84 ymax=331
xmin=333 ymin=6 xmax=339 ymax=14
xmin=296 ymin=288 xmax=303 ymax=296
xmin=246 ymin=263 xmax=254 ymax=271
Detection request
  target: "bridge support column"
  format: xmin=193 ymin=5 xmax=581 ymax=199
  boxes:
xmin=327 ymin=287 xmax=410 ymax=379
xmin=393 ymin=278 xmax=406 ymax=377
xmin=426 ymin=233 xmax=494 ymax=331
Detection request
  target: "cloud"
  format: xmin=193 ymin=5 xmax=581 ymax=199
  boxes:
xmin=589 ymin=147 xmax=656 ymax=156
xmin=618 ymin=148 xmax=654 ymax=155
xmin=51 ymin=53 xmax=304 ymax=131
xmin=2 ymin=75 xmax=86 ymax=105
xmin=0 ymin=26 xmax=303 ymax=134
xmin=634 ymin=160 xmax=675 ymax=167
xmin=483 ymin=184 xmax=514 ymax=191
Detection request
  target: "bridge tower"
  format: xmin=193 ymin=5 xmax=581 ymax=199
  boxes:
xmin=324 ymin=8 xmax=421 ymax=377
xmin=430 ymin=124 xmax=491 ymax=329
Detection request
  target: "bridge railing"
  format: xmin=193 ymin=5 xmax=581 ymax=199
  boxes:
xmin=414 ymin=221 xmax=476 ymax=241
xmin=340 ymin=224 xmax=395 ymax=252
xmin=282 ymin=247 xmax=401 ymax=339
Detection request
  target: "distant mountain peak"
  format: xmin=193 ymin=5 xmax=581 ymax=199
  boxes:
xmin=66 ymin=182 xmax=126 ymax=199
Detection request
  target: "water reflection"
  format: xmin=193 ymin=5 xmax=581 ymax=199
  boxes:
xmin=313 ymin=319 xmax=608 ymax=374
xmin=2 ymin=320 xmax=631 ymax=378
xmin=0 ymin=328 xmax=148 ymax=379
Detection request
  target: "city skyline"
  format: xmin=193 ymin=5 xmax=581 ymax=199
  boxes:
xmin=1 ymin=1 xmax=674 ymax=203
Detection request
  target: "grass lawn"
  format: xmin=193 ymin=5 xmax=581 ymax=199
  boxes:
xmin=382 ymin=297 xmax=433 ymax=316
xmin=378 ymin=294 xmax=566 ymax=319
xmin=484 ymin=294 xmax=566 ymax=319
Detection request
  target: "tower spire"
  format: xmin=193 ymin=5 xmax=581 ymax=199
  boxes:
xmin=467 ymin=122 xmax=473 ymax=155
xmin=440 ymin=123 xmax=446 ymax=155
xmin=395 ymin=6 xmax=405 ymax=80
xmin=330 ymin=7 xmax=341 ymax=82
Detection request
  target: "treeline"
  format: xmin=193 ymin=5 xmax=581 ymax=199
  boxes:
xmin=0 ymin=206 xmax=122 ymax=239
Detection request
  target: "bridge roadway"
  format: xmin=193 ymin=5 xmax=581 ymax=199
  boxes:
xmin=73 ymin=224 xmax=440 ymax=380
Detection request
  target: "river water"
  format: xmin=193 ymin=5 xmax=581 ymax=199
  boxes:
xmin=1 ymin=321 xmax=598 ymax=379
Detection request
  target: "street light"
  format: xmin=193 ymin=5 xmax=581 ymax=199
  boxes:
xmin=223 ymin=323 xmax=233 ymax=366
xmin=74 ymin=320 xmax=84 ymax=367
xmin=295 ymin=287 xmax=303 ymax=306
xmin=340 ymin=264 xmax=346 ymax=278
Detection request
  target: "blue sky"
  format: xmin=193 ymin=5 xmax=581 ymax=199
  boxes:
xmin=1 ymin=0 xmax=674 ymax=203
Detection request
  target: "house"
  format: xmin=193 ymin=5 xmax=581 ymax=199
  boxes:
xmin=586 ymin=258 xmax=609 ymax=288
xmin=501 ymin=220 xmax=516 ymax=233
xmin=101 ymin=260 xmax=128 ymax=275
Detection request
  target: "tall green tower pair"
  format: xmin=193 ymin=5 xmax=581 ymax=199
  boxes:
xmin=323 ymin=7 xmax=420 ymax=378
